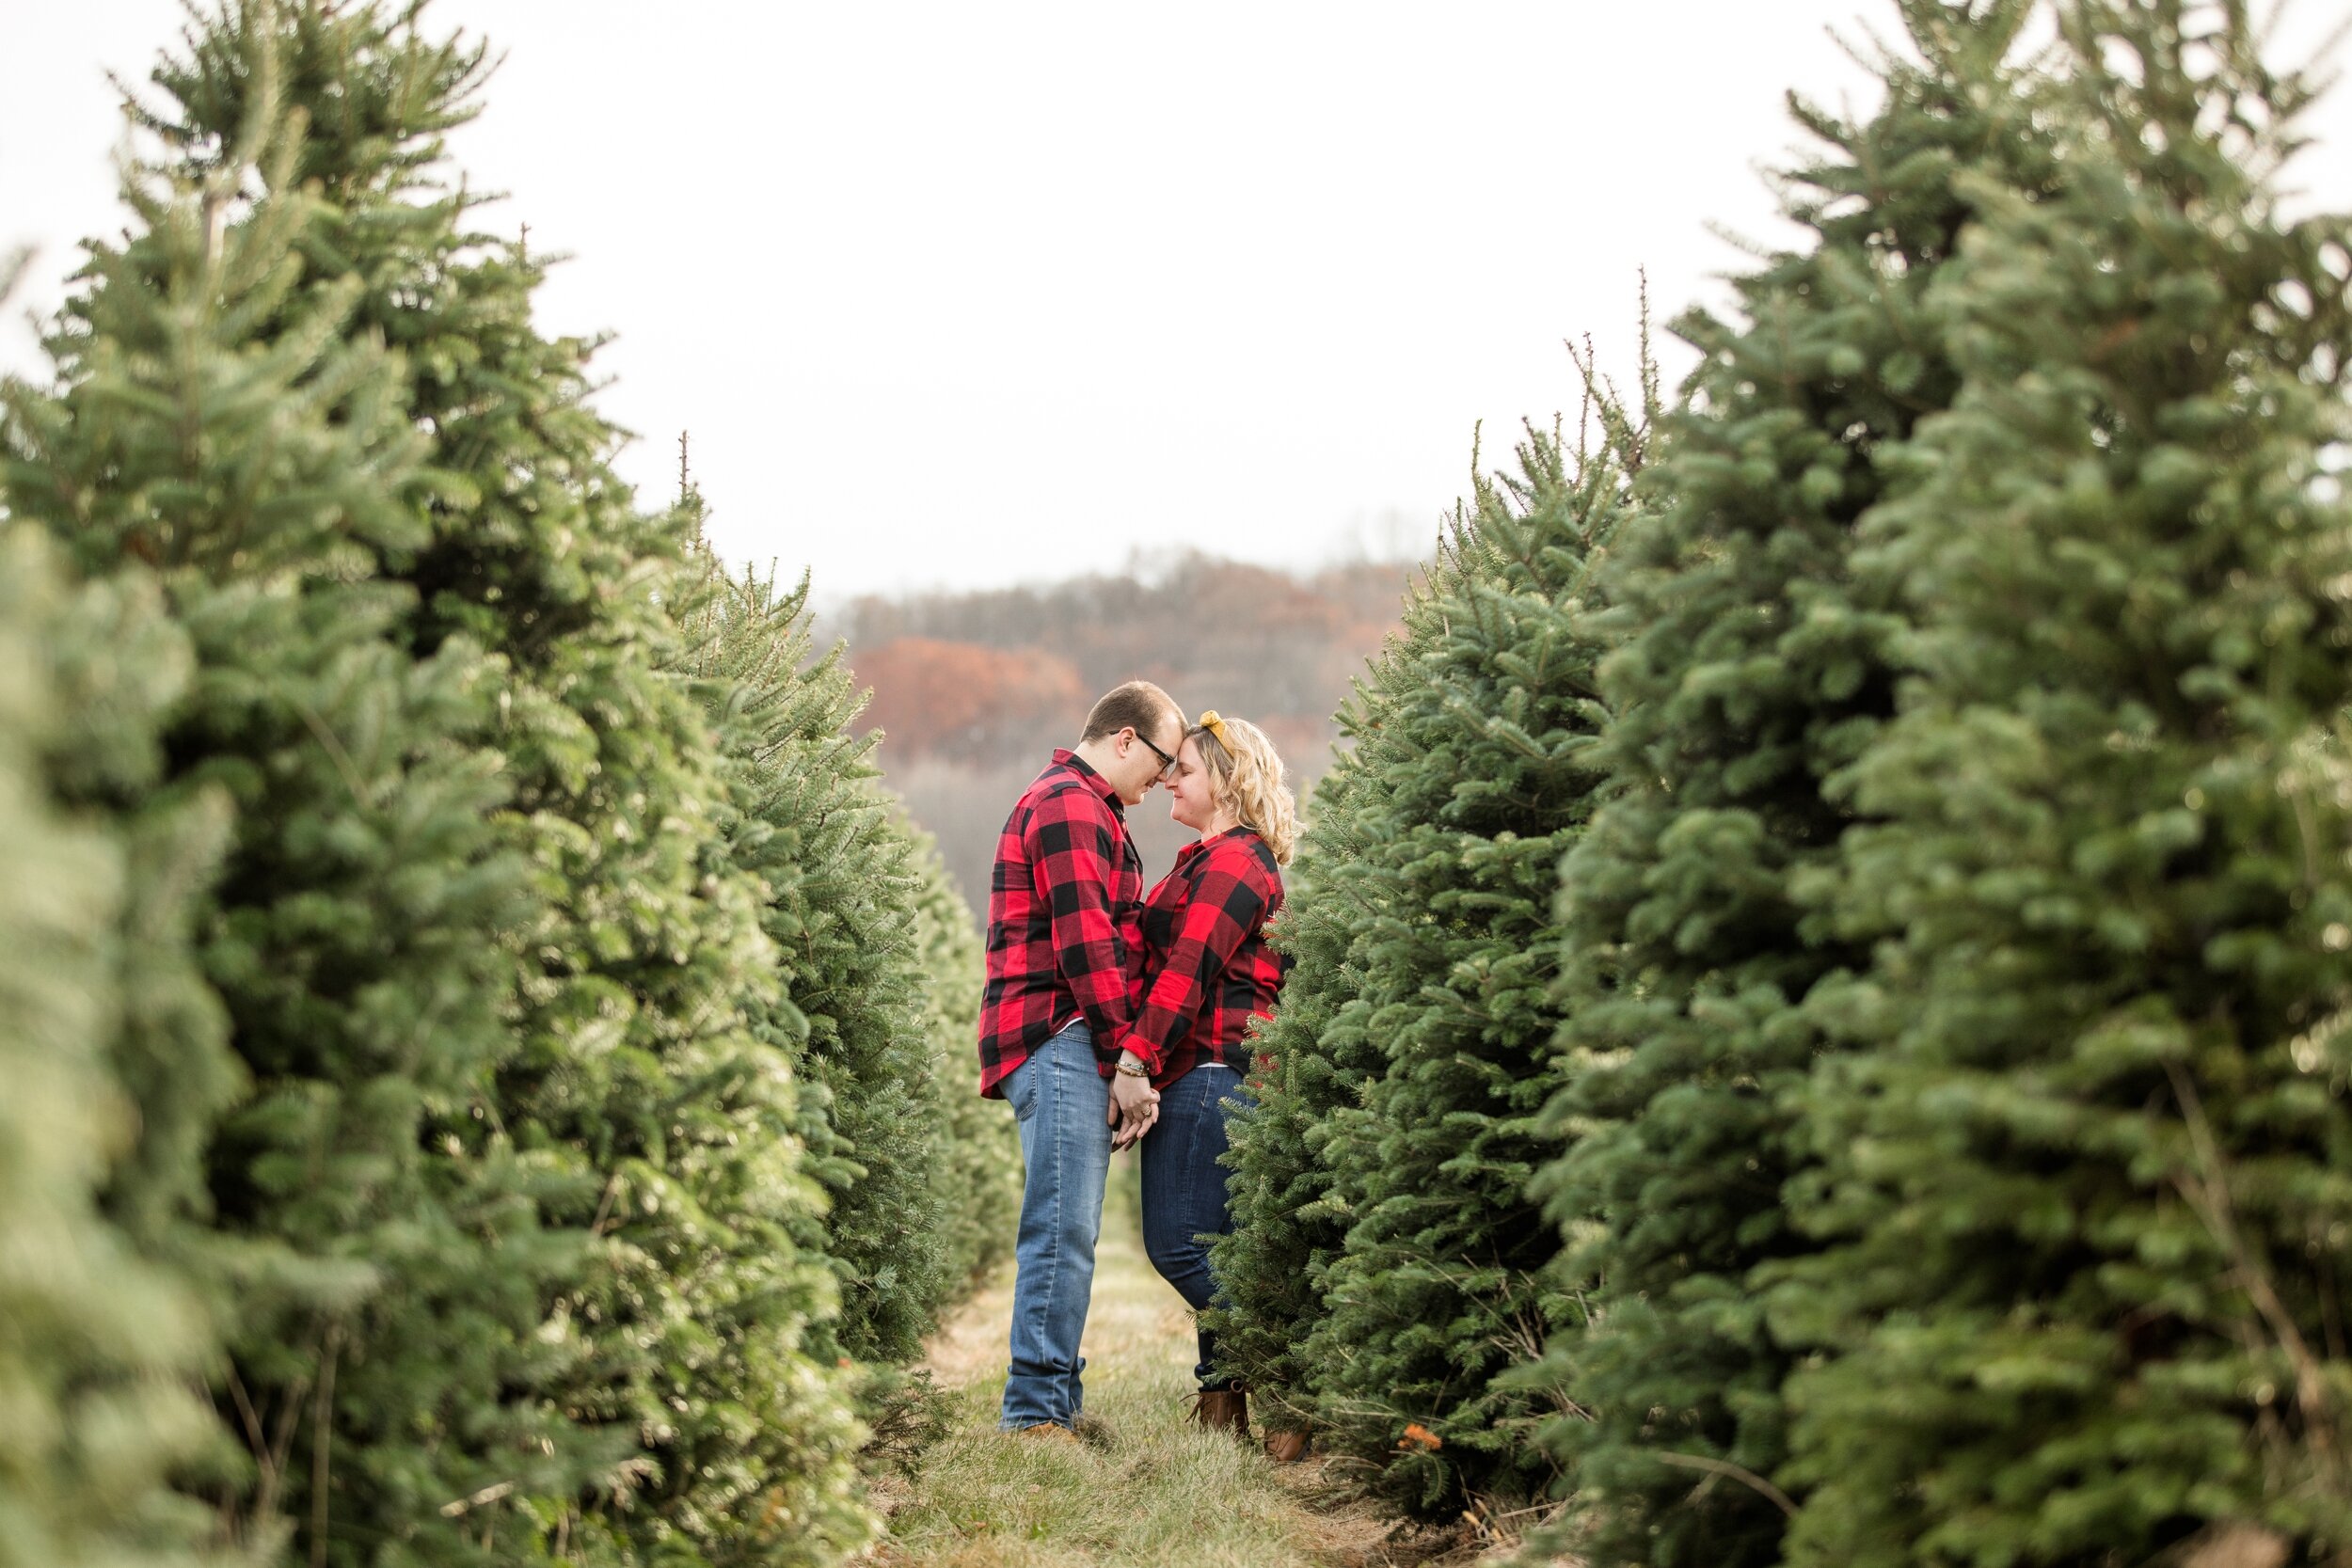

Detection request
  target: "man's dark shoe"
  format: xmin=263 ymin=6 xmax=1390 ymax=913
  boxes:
xmin=1070 ymin=1411 xmax=1116 ymax=1449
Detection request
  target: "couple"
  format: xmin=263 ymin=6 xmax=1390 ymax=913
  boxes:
xmin=976 ymin=680 xmax=1295 ymax=1445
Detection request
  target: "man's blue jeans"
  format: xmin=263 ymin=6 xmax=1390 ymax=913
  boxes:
xmin=1140 ymin=1062 xmax=1251 ymax=1392
xmin=999 ymin=1021 xmax=1113 ymax=1431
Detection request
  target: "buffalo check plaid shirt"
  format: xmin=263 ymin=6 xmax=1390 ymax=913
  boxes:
xmin=977 ymin=750 xmax=1144 ymax=1099
xmin=1120 ymin=827 xmax=1286 ymax=1089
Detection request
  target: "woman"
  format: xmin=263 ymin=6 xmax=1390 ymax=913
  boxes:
xmin=1108 ymin=709 xmax=1296 ymax=1441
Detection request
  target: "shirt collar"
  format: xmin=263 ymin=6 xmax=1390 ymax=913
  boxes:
xmin=1052 ymin=748 xmax=1125 ymax=816
xmin=1176 ymin=825 xmax=1255 ymax=864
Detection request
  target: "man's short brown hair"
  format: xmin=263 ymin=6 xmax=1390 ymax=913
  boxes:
xmin=1081 ymin=680 xmax=1184 ymax=746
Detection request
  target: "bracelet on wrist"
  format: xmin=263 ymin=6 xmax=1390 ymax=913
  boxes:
xmin=1114 ymin=1059 xmax=1151 ymax=1078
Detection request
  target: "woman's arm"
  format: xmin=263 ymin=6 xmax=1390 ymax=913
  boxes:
xmin=1119 ymin=851 xmax=1269 ymax=1074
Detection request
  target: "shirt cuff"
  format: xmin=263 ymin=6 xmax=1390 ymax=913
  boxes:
xmin=1115 ymin=1028 xmax=1164 ymax=1075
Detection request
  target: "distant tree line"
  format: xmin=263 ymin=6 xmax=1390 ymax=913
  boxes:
xmin=843 ymin=551 xmax=1409 ymax=760
xmin=843 ymin=553 xmax=1410 ymax=908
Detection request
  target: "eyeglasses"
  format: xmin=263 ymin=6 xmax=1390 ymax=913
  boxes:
xmin=1130 ymin=728 xmax=1178 ymax=781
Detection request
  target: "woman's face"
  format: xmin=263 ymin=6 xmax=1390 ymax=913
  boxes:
xmin=1167 ymin=734 xmax=1219 ymax=834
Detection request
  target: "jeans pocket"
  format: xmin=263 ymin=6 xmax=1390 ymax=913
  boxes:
xmin=1008 ymin=1055 xmax=1041 ymax=1123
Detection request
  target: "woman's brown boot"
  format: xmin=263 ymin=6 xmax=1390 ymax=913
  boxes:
xmin=1263 ymin=1429 xmax=1308 ymax=1464
xmin=1191 ymin=1388 xmax=1250 ymax=1440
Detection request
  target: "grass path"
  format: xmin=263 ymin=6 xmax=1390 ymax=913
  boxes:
xmin=858 ymin=1160 xmax=1511 ymax=1568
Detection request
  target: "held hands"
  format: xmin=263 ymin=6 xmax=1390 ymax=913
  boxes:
xmin=1107 ymin=1055 xmax=1159 ymax=1150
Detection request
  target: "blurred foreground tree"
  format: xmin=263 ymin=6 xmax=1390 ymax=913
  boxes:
xmin=1770 ymin=4 xmax=2352 ymax=1561
xmin=8 ymin=31 xmax=580 ymax=1556
xmin=0 ymin=520 xmax=234 ymax=1568
xmin=59 ymin=3 xmax=874 ymax=1560
xmin=1527 ymin=6 xmax=2060 ymax=1563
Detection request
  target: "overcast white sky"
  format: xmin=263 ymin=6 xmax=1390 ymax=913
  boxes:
xmin=8 ymin=3 xmax=2352 ymax=600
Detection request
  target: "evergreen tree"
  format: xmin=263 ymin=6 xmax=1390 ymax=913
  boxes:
xmin=1211 ymin=566 xmax=1454 ymax=1440
xmin=0 ymin=521 xmax=231 ymax=1568
xmin=1289 ymin=409 xmax=1641 ymax=1516
xmin=107 ymin=6 xmax=873 ymax=1560
xmin=906 ymin=832 xmax=1019 ymax=1296
xmin=645 ymin=532 xmax=880 ymax=1564
xmin=670 ymin=538 xmax=958 ymax=1366
xmin=9 ymin=33 xmax=602 ymax=1561
xmin=1770 ymin=5 xmax=2352 ymax=1561
xmin=1529 ymin=7 xmax=2062 ymax=1562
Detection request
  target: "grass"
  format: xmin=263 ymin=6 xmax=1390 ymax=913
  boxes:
xmin=855 ymin=1156 xmax=1502 ymax=1568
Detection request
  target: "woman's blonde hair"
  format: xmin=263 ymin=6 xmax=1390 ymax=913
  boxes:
xmin=1190 ymin=712 xmax=1298 ymax=865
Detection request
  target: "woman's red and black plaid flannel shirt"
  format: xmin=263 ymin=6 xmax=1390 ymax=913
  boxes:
xmin=977 ymin=750 xmax=1144 ymax=1098
xmin=1119 ymin=826 xmax=1286 ymax=1090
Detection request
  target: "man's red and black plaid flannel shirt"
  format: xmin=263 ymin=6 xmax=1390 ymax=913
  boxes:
xmin=1120 ymin=827 xmax=1286 ymax=1090
xmin=977 ymin=750 xmax=1144 ymax=1099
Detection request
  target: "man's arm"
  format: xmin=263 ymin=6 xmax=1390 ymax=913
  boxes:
xmin=1025 ymin=786 xmax=1135 ymax=1043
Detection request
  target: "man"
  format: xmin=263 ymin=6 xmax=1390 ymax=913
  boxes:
xmin=979 ymin=679 xmax=1185 ymax=1438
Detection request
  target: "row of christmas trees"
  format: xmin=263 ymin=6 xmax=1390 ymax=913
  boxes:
xmin=0 ymin=5 xmax=1020 ymax=1566
xmin=1212 ymin=2 xmax=2352 ymax=1563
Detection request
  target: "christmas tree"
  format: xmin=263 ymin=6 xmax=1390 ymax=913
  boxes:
xmin=100 ymin=5 xmax=875 ymax=1560
xmin=1291 ymin=404 xmax=1643 ymax=1515
xmin=1211 ymin=562 xmax=1456 ymax=1441
xmin=1529 ymin=6 xmax=2061 ymax=1562
xmin=669 ymin=526 xmax=977 ymax=1365
xmin=692 ymin=567 xmax=949 ymax=1365
xmin=1771 ymin=4 xmax=2352 ymax=1561
xmin=8 ymin=33 xmax=598 ymax=1559
xmin=906 ymin=831 xmax=1020 ymax=1296
xmin=0 ymin=520 xmax=230 ymax=1568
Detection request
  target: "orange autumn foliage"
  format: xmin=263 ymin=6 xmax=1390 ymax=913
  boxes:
xmin=841 ymin=552 xmax=1413 ymax=911
xmin=856 ymin=637 xmax=1085 ymax=765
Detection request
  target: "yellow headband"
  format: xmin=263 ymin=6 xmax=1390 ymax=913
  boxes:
xmin=1197 ymin=710 xmax=1235 ymax=752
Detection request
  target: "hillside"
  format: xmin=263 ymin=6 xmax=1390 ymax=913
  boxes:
xmin=839 ymin=550 xmax=1414 ymax=911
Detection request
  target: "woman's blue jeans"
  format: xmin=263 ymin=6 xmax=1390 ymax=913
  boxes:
xmin=998 ymin=1021 xmax=1113 ymax=1431
xmin=1140 ymin=1062 xmax=1251 ymax=1392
